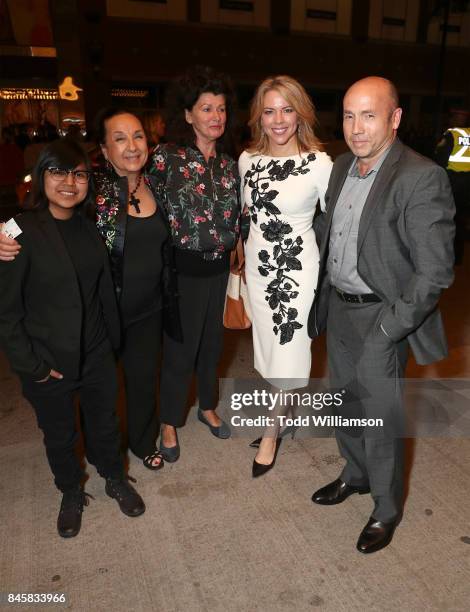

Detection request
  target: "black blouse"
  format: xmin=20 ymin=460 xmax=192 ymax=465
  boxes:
xmin=120 ymin=209 xmax=168 ymax=326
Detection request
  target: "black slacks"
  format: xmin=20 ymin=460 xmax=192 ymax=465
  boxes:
xmin=120 ymin=310 xmax=162 ymax=458
xmin=327 ymin=290 xmax=409 ymax=523
xmin=22 ymin=348 xmax=123 ymax=493
xmin=159 ymin=271 xmax=229 ymax=427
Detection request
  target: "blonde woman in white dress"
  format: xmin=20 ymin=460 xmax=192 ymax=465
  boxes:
xmin=239 ymin=75 xmax=333 ymax=477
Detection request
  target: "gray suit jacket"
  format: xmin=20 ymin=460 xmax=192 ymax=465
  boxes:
xmin=307 ymin=139 xmax=455 ymax=366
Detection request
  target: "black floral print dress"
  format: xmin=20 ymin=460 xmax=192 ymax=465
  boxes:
xmin=239 ymin=150 xmax=332 ymax=388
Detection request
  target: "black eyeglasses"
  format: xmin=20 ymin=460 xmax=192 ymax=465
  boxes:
xmin=46 ymin=167 xmax=91 ymax=184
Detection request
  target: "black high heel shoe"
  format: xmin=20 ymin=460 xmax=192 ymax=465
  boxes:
xmin=249 ymin=424 xmax=298 ymax=449
xmin=252 ymin=438 xmax=282 ymax=478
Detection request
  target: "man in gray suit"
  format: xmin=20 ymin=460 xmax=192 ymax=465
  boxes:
xmin=308 ymin=77 xmax=455 ymax=554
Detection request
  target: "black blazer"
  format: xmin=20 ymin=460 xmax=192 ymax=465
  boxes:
xmin=0 ymin=208 xmax=121 ymax=381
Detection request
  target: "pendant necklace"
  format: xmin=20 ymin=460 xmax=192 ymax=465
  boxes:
xmin=129 ymin=174 xmax=142 ymax=213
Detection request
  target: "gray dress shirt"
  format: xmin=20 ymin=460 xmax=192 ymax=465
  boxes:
xmin=327 ymin=147 xmax=391 ymax=294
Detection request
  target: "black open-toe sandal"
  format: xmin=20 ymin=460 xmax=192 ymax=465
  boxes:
xmin=143 ymin=450 xmax=165 ymax=471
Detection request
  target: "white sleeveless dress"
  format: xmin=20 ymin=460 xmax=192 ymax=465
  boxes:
xmin=239 ymin=150 xmax=332 ymax=389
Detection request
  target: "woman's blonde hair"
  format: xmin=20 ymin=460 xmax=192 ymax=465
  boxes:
xmin=247 ymin=75 xmax=322 ymax=155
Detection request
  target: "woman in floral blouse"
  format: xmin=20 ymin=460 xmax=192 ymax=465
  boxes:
xmin=149 ymin=66 xmax=240 ymax=461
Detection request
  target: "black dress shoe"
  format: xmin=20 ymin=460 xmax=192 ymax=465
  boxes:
xmin=252 ymin=438 xmax=282 ymax=478
xmin=105 ymin=478 xmax=145 ymax=517
xmin=311 ymin=478 xmax=370 ymax=505
xmin=57 ymin=487 xmax=90 ymax=538
xmin=356 ymin=516 xmax=400 ymax=554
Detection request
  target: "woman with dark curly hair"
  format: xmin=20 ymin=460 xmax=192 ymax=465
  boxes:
xmin=148 ymin=66 xmax=240 ymax=461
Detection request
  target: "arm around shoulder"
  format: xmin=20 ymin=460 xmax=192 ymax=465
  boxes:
xmin=0 ymin=220 xmax=22 ymax=260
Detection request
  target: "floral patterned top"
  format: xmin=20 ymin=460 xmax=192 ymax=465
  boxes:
xmin=148 ymin=143 xmax=240 ymax=261
xmin=95 ymin=168 xmax=128 ymax=257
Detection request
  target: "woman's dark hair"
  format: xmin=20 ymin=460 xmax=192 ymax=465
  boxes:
xmin=93 ymin=107 xmax=138 ymax=144
xmin=25 ymin=138 xmax=95 ymax=218
xmin=165 ymin=65 xmax=237 ymax=156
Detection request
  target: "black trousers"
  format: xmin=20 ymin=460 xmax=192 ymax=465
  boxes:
xmin=120 ymin=310 xmax=162 ymax=458
xmin=159 ymin=271 xmax=229 ymax=427
xmin=22 ymin=348 xmax=123 ymax=493
xmin=327 ymin=291 xmax=409 ymax=523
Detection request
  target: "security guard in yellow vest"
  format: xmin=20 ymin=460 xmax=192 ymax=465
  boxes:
xmin=435 ymin=110 xmax=470 ymax=264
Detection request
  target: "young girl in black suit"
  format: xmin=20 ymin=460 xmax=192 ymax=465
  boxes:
xmin=0 ymin=139 xmax=145 ymax=538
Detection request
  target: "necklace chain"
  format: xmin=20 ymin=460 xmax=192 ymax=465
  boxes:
xmin=128 ymin=174 xmax=142 ymax=213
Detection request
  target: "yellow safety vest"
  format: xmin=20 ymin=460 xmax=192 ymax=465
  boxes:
xmin=447 ymin=127 xmax=470 ymax=172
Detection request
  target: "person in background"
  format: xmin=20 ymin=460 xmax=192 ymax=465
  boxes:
xmin=434 ymin=108 xmax=470 ymax=264
xmin=0 ymin=139 xmax=145 ymax=538
xmin=141 ymin=109 xmax=166 ymax=151
xmin=149 ymin=66 xmax=240 ymax=462
xmin=14 ymin=123 xmax=31 ymax=150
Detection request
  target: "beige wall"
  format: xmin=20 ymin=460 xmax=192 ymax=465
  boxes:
xmin=290 ymin=0 xmax=352 ymax=36
xmin=200 ymin=0 xmax=270 ymax=28
xmin=427 ymin=11 xmax=470 ymax=47
xmin=369 ymin=0 xmax=419 ymax=43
